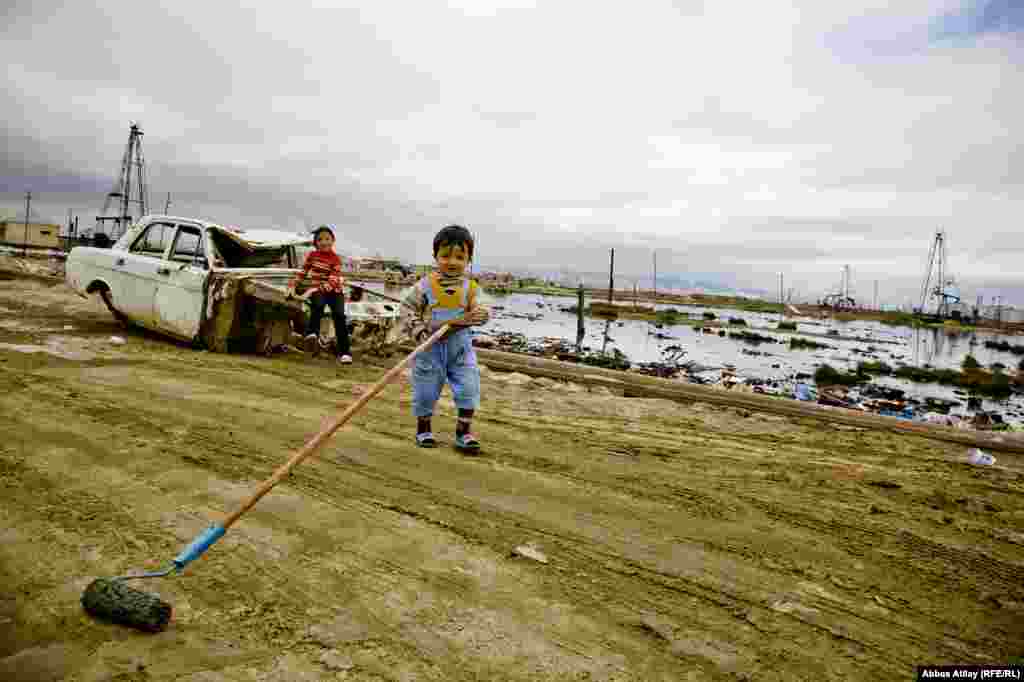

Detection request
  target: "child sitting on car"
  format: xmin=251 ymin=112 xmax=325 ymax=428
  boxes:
xmin=287 ymin=225 xmax=353 ymax=365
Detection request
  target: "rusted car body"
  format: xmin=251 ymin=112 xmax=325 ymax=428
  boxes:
xmin=66 ymin=215 xmax=400 ymax=354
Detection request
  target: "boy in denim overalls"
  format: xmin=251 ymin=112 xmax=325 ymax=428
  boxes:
xmin=400 ymin=225 xmax=490 ymax=451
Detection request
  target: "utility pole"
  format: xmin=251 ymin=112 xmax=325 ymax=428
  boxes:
xmin=779 ymin=272 xmax=784 ymax=321
xmin=165 ymin=192 xmax=171 ymax=214
xmin=652 ymin=251 xmax=657 ymax=303
xmin=874 ymin=280 xmax=879 ymax=312
xmin=608 ymin=248 xmax=615 ymax=304
xmin=23 ymin=191 xmax=31 ymax=257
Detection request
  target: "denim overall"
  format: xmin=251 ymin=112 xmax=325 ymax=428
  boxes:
xmin=411 ymin=275 xmax=481 ymax=417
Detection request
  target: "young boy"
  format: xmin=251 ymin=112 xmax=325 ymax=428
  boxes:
xmin=400 ymin=224 xmax=490 ymax=452
xmin=287 ymin=225 xmax=353 ymax=365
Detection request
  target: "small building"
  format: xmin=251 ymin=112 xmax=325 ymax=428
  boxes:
xmin=357 ymin=256 xmax=405 ymax=272
xmin=979 ymin=304 xmax=1024 ymax=324
xmin=0 ymin=211 xmax=62 ymax=249
xmin=476 ymin=271 xmax=515 ymax=284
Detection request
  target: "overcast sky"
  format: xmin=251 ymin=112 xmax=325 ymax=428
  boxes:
xmin=2 ymin=1 xmax=1021 ymax=306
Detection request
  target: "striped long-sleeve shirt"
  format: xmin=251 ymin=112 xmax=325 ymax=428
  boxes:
xmin=290 ymin=249 xmax=345 ymax=294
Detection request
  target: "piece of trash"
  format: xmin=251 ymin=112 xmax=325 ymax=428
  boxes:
xmin=967 ymin=448 xmax=996 ymax=466
xmin=867 ymin=480 xmax=902 ymax=489
xmin=511 ymin=544 xmax=549 ymax=564
xmin=63 ymin=325 xmax=74 ymax=331
xmin=108 ymin=336 xmax=126 ymax=345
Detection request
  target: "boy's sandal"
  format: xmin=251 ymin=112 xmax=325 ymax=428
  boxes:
xmin=416 ymin=432 xmax=437 ymax=448
xmin=454 ymin=433 xmax=481 ymax=452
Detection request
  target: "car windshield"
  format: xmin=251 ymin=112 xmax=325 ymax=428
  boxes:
xmin=234 ymin=247 xmax=292 ymax=268
xmin=208 ymin=229 xmax=308 ymax=268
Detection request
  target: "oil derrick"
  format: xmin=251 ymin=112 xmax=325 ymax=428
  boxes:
xmin=95 ymin=122 xmax=149 ymax=243
xmin=918 ymin=229 xmax=960 ymax=318
xmin=822 ymin=264 xmax=856 ymax=309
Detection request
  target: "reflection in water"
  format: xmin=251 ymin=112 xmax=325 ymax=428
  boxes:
xmin=914 ymin=326 xmax=973 ymax=368
xmin=601 ymin=318 xmax=613 ymax=355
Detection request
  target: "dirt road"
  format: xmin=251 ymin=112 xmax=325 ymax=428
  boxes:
xmin=1 ymin=273 xmax=1023 ymax=681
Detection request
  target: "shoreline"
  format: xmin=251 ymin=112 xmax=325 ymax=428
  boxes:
xmin=347 ymin=272 xmax=1024 ymax=335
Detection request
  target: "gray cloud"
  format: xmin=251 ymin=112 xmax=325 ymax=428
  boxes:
xmin=2 ymin=0 xmax=1023 ymax=307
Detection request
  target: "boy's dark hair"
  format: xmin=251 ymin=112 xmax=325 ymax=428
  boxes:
xmin=432 ymin=224 xmax=474 ymax=260
xmin=312 ymin=225 xmax=335 ymax=240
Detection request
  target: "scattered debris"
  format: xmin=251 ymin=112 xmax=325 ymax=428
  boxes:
xmin=510 ymin=544 xmax=549 ymax=564
xmin=319 ymin=650 xmax=355 ymax=671
xmin=967 ymin=448 xmax=996 ymax=466
xmin=867 ymin=480 xmax=902 ymax=490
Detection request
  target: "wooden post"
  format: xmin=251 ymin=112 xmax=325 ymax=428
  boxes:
xmin=608 ymin=248 xmax=614 ymax=304
xmin=633 ymin=281 xmax=638 ymax=310
xmin=576 ymin=283 xmax=585 ymax=352
xmin=23 ymin=191 xmax=31 ymax=258
xmin=779 ymin=272 xmax=784 ymax=321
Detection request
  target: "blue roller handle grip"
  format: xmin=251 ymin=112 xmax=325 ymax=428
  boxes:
xmin=173 ymin=525 xmax=226 ymax=571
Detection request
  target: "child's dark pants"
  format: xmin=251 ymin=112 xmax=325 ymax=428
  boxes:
xmin=305 ymin=291 xmax=351 ymax=356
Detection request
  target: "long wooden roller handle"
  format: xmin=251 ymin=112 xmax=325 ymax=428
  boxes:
xmin=220 ymin=323 xmax=451 ymax=529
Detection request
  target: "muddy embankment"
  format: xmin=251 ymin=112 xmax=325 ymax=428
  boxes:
xmin=1 ymin=273 xmax=1023 ymax=681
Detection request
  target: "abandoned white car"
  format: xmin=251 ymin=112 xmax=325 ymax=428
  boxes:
xmin=66 ymin=215 xmax=400 ymax=354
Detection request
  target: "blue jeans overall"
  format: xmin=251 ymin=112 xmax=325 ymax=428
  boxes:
xmin=411 ymin=278 xmax=480 ymax=417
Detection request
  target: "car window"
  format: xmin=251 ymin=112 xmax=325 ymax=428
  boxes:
xmin=172 ymin=226 xmax=205 ymax=266
xmin=130 ymin=223 xmax=175 ymax=257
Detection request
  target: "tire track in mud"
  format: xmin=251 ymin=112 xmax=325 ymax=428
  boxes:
xmin=340 ymin=477 xmax=900 ymax=678
xmin=740 ymin=494 xmax=1024 ymax=594
xmin=153 ymin=435 xmax=680 ymax=679
xmin=733 ymin=494 xmax=1024 ymax=655
xmin=300 ymin=415 xmax=1022 ymax=673
xmin=1 ymin=422 xmax=423 ymax=677
xmin=0 ymin=372 xmax=357 ymax=653
xmin=281 ymin=445 xmax=905 ymax=678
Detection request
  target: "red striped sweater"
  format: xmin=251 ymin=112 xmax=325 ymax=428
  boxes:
xmin=290 ymin=249 xmax=345 ymax=294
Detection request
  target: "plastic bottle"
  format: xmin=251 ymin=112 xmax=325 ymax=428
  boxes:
xmin=967 ymin=448 xmax=996 ymax=466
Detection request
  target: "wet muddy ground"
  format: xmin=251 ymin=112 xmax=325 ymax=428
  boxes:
xmin=1 ymin=273 xmax=1023 ymax=681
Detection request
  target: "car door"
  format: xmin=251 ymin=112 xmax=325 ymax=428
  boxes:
xmin=153 ymin=223 xmax=210 ymax=340
xmin=118 ymin=221 xmax=177 ymax=327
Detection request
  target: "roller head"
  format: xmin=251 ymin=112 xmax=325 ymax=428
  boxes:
xmin=81 ymin=578 xmax=172 ymax=632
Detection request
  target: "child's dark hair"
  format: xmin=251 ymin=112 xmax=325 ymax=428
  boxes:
xmin=312 ymin=225 xmax=335 ymax=240
xmin=432 ymin=224 xmax=474 ymax=260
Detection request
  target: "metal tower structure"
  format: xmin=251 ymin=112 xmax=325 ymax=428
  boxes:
xmin=95 ymin=122 xmax=149 ymax=242
xmin=823 ymin=264 xmax=856 ymax=309
xmin=918 ymin=228 xmax=960 ymax=317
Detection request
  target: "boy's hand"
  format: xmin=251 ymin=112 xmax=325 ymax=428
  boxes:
xmin=411 ymin=322 xmax=431 ymax=342
xmin=463 ymin=307 xmax=488 ymax=325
